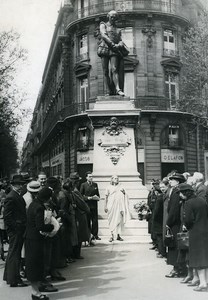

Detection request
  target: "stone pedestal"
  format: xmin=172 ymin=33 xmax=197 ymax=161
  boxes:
xmin=87 ymin=96 xmax=148 ymax=220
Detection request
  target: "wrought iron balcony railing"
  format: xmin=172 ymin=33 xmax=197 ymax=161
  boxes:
xmin=68 ymin=0 xmax=188 ymax=26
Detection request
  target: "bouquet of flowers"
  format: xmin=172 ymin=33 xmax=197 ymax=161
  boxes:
xmin=134 ymin=201 xmax=151 ymax=221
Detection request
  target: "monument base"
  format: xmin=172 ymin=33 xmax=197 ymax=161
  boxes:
xmin=87 ymin=96 xmax=148 ymax=221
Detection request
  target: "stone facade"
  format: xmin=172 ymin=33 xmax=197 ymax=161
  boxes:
xmin=21 ymin=0 xmax=208 ymax=190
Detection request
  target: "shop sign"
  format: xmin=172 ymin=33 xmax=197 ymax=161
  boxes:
xmin=51 ymin=153 xmax=64 ymax=166
xmin=77 ymin=151 xmax=93 ymax=164
xmin=42 ymin=160 xmax=50 ymax=168
xmin=161 ymin=149 xmax=184 ymax=163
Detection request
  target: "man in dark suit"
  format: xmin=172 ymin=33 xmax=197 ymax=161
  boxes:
xmin=3 ymin=174 xmax=28 ymax=287
xmin=80 ymin=171 xmax=101 ymax=243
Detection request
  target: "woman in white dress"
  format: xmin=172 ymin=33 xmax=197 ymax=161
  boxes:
xmin=104 ymin=175 xmax=130 ymax=242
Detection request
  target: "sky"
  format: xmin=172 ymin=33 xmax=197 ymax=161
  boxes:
xmin=0 ymin=0 xmax=62 ymax=148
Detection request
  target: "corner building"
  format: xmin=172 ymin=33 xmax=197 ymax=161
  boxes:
xmin=22 ymin=0 xmax=208 ymax=225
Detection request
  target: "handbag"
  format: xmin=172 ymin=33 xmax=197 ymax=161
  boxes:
xmin=177 ymin=231 xmax=189 ymax=250
xmin=177 ymin=202 xmax=189 ymax=250
xmin=164 ymin=227 xmax=175 ymax=248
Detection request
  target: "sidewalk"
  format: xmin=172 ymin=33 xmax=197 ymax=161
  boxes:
xmin=0 ymin=238 xmax=207 ymax=300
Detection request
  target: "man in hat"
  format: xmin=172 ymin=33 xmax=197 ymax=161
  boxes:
xmin=165 ymin=173 xmax=186 ymax=278
xmin=80 ymin=171 xmax=101 ymax=245
xmin=3 ymin=174 xmax=28 ymax=287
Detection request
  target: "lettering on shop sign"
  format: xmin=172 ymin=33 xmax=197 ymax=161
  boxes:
xmin=51 ymin=159 xmax=61 ymax=166
xmin=77 ymin=151 xmax=93 ymax=164
xmin=161 ymin=150 xmax=184 ymax=163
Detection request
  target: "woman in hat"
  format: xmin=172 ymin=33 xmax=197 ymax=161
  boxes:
xmin=165 ymin=173 xmax=186 ymax=278
xmin=57 ymin=179 xmax=78 ymax=263
xmin=25 ymin=182 xmax=55 ymax=300
xmin=21 ymin=181 xmax=44 ymax=278
xmin=69 ymin=172 xmax=90 ymax=259
xmin=181 ymin=183 xmax=208 ymax=292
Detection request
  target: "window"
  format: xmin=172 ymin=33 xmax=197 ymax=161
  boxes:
xmin=121 ymin=27 xmax=134 ymax=49
xmin=162 ymin=0 xmax=175 ymax=13
xmin=77 ymin=127 xmax=89 ymax=150
xmin=78 ymin=0 xmax=88 ymax=18
xmin=78 ymin=34 xmax=88 ymax=60
xmin=169 ymin=125 xmax=179 ymax=147
xmin=79 ymin=77 xmax=88 ymax=112
xmin=124 ymin=72 xmax=135 ymax=98
xmin=163 ymin=29 xmax=176 ymax=56
xmin=165 ymin=72 xmax=179 ymax=108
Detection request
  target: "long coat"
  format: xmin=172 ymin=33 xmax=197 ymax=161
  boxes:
xmin=162 ymin=188 xmax=171 ymax=241
xmin=57 ymin=190 xmax=78 ymax=249
xmin=152 ymin=193 xmax=163 ymax=234
xmin=184 ymin=195 xmax=208 ymax=268
xmin=25 ymin=199 xmax=54 ymax=282
xmin=72 ymin=189 xmax=90 ymax=242
xmin=166 ymin=187 xmax=181 ymax=266
xmin=3 ymin=189 xmax=27 ymax=284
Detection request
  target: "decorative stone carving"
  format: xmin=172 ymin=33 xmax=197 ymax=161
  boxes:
xmin=98 ymin=117 xmax=131 ymax=165
xmin=142 ymin=25 xmax=156 ymax=48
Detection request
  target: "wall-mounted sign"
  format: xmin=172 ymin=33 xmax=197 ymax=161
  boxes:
xmin=161 ymin=149 xmax=184 ymax=163
xmin=50 ymin=153 xmax=64 ymax=166
xmin=77 ymin=151 xmax=93 ymax=164
xmin=42 ymin=161 xmax=50 ymax=168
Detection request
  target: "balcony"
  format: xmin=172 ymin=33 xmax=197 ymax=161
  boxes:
xmin=67 ymin=0 xmax=188 ymax=27
xmin=163 ymin=48 xmax=180 ymax=57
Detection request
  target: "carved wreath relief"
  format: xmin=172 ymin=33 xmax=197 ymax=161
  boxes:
xmin=98 ymin=117 xmax=131 ymax=165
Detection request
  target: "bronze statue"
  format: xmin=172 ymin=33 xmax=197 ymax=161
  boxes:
xmin=98 ymin=10 xmax=129 ymax=96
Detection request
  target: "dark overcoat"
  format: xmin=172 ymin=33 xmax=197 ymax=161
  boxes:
xmin=3 ymin=189 xmax=27 ymax=284
xmin=166 ymin=187 xmax=181 ymax=266
xmin=72 ymin=189 xmax=90 ymax=242
xmin=57 ymin=190 xmax=78 ymax=250
xmin=162 ymin=188 xmax=171 ymax=241
xmin=25 ymin=199 xmax=54 ymax=282
xmin=184 ymin=195 xmax=208 ymax=268
xmin=152 ymin=193 xmax=163 ymax=234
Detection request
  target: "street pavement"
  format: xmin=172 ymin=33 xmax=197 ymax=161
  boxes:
xmin=0 ymin=237 xmax=208 ymax=300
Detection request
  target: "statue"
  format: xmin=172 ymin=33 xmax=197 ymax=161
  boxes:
xmin=97 ymin=10 xmax=129 ymax=97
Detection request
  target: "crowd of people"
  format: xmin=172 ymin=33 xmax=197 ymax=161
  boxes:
xmin=0 ymin=171 xmax=105 ymax=300
xmin=147 ymin=170 xmax=208 ymax=292
xmin=2 ymin=168 xmax=208 ymax=297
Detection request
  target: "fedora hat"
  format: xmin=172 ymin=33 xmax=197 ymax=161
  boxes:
xmin=47 ymin=177 xmax=59 ymax=188
xmin=178 ymin=183 xmax=194 ymax=192
xmin=27 ymin=181 xmax=41 ymax=193
xmin=11 ymin=174 xmax=25 ymax=185
xmin=21 ymin=172 xmax=33 ymax=182
xmin=169 ymin=173 xmax=185 ymax=183
xmin=69 ymin=172 xmax=82 ymax=181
